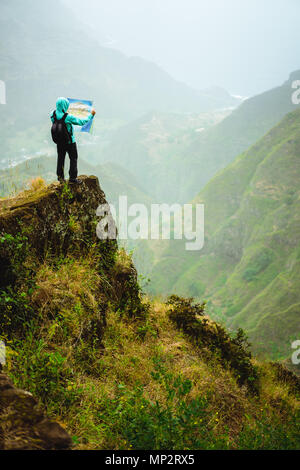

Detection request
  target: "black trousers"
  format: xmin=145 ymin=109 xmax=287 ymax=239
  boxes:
xmin=57 ymin=142 xmax=78 ymax=181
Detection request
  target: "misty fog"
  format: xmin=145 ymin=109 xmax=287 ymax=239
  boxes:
xmin=64 ymin=0 xmax=300 ymax=96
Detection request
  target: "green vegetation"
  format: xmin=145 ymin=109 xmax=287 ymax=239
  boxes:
xmin=95 ymin=359 xmax=225 ymax=450
xmin=167 ymin=296 xmax=259 ymax=394
xmin=147 ymin=108 xmax=300 ymax=362
xmin=0 ymin=179 xmax=299 ymax=450
xmin=242 ymin=250 xmax=273 ymax=282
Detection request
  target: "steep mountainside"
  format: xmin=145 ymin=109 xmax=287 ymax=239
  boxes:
xmin=95 ymin=72 xmax=300 ymax=203
xmin=0 ymin=177 xmax=299 ymax=450
xmin=182 ymin=70 xmax=300 ymax=199
xmin=147 ymin=108 xmax=300 ymax=363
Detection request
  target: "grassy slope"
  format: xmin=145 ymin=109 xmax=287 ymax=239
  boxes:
xmin=147 ymin=109 xmax=300 ymax=361
xmin=0 ymin=182 xmax=299 ymax=450
xmin=182 ymin=70 xmax=300 ymax=200
xmin=3 ymin=256 xmax=300 ymax=450
xmin=58 ymin=297 xmax=300 ymax=450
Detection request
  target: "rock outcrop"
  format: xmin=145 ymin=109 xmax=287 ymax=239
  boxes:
xmin=0 ymin=176 xmax=144 ymax=450
xmin=0 ymin=370 xmax=72 ymax=450
xmin=0 ymin=175 xmax=117 ymax=288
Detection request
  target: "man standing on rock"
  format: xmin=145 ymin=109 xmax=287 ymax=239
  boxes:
xmin=50 ymin=97 xmax=96 ymax=184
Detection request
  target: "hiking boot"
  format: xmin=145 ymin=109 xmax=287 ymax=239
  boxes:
xmin=69 ymin=178 xmax=82 ymax=185
xmin=58 ymin=178 xmax=66 ymax=184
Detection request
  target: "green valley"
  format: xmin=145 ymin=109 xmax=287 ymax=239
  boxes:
xmin=146 ymin=108 xmax=300 ymax=364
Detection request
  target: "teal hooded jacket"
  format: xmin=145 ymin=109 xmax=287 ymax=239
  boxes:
xmin=50 ymin=97 xmax=94 ymax=144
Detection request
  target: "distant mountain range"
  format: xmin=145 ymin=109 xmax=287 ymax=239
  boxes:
xmin=0 ymin=0 xmax=239 ymax=128
xmin=97 ymin=71 xmax=300 ymax=203
xmin=0 ymin=0 xmax=241 ymax=169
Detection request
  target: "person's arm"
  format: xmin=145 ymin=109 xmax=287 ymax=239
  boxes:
xmin=67 ymin=108 xmax=96 ymax=127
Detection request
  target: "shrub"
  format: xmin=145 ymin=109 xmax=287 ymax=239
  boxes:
xmin=166 ymin=295 xmax=259 ymax=394
xmin=242 ymin=250 xmax=273 ymax=282
xmin=96 ymin=357 xmax=227 ymax=450
xmin=29 ymin=177 xmax=46 ymax=192
xmin=0 ymin=288 xmax=35 ymax=338
xmin=9 ymin=336 xmax=82 ymax=415
xmin=110 ymin=249 xmax=149 ymax=318
xmin=0 ymin=232 xmax=30 ymax=288
xmin=237 ymin=410 xmax=300 ymax=450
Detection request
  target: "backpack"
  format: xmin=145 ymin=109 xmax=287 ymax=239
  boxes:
xmin=51 ymin=111 xmax=71 ymax=145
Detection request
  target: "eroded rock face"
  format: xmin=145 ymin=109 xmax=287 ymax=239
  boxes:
xmin=0 ymin=176 xmax=117 ymax=274
xmin=0 ymin=371 xmax=72 ymax=450
xmin=0 ymin=176 xmax=117 ymax=449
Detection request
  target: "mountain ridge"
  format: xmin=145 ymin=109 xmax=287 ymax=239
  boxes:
xmin=94 ymin=71 xmax=300 ymax=204
xmin=146 ymin=107 xmax=300 ymax=365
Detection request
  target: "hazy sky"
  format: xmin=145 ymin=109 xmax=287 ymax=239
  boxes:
xmin=64 ymin=0 xmax=300 ymax=96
